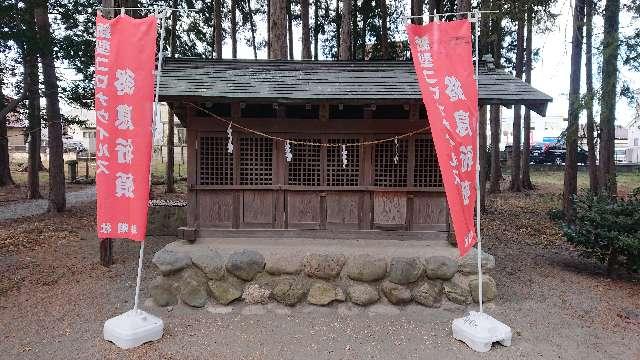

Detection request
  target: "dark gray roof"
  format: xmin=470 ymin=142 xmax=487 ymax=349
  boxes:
xmin=159 ymin=58 xmax=553 ymax=116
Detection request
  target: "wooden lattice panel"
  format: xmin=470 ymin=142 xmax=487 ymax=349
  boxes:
xmin=240 ymin=137 xmax=273 ymax=185
xmin=199 ymin=135 xmax=233 ymax=185
xmin=327 ymin=138 xmax=360 ymax=187
xmin=288 ymin=139 xmax=321 ymax=186
xmin=414 ymin=136 xmax=443 ymax=187
xmin=374 ymin=139 xmax=408 ymax=187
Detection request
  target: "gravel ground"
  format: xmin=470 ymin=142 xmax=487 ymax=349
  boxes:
xmin=0 ymin=186 xmax=639 ymax=359
xmin=0 ymin=187 xmax=96 ymax=221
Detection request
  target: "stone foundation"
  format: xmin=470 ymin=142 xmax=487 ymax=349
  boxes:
xmin=150 ymin=240 xmax=496 ymax=309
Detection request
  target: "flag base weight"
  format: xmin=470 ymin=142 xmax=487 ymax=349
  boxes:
xmin=103 ymin=309 xmax=164 ymax=349
xmin=452 ymin=311 xmax=512 ymax=352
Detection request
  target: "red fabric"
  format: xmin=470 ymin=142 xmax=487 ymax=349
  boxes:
xmin=407 ymin=20 xmax=478 ymax=256
xmin=95 ymin=15 xmax=157 ymax=241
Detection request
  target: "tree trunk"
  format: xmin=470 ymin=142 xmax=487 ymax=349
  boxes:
xmin=598 ymin=0 xmax=620 ymax=197
xmin=563 ymin=0 xmax=585 ymax=220
xmin=456 ymin=0 xmax=470 ymax=18
xmin=287 ymin=0 xmax=294 ymax=59
xmin=585 ymin=0 xmax=597 ymax=193
xmin=338 ymin=0 xmax=352 ymax=60
xmin=488 ymin=105 xmax=501 ymax=193
xmin=301 ymin=0 xmax=312 ymax=59
xmin=214 ymin=0 xmax=223 ymax=59
xmin=521 ymin=5 xmax=534 ymax=190
xmin=428 ymin=0 xmax=442 ymax=16
xmin=248 ymin=0 xmax=258 ymax=59
xmin=23 ymin=1 xmax=41 ymax=200
xmin=479 ymin=105 xmax=488 ymax=212
xmin=0 ymin=75 xmax=19 ymax=187
xmin=231 ymin=0 xmax=238 ymax=58
xmin=166 ymin=0 xmax=178 ymax=194
xmin=379 ymin=0 xmax=389 ymax=59
xmin=411 ymin=0 xmax=423 ymax=24
xmin=334 ymin=0 xmax=340 ymax=60
xmin=351 ymin=0 xmax=358 ymax=57
xmin=313 ymin=0 xmax=319 ymax=60
xmin=269 ymin=0 xmax=288 ymax=59
xmin=510 ymin=17 xmax=525 ymax=192
xmin=34 ymin=1 xmax=65 ymax=211
xmin=360 ymin=0 xmax=369 ymax=59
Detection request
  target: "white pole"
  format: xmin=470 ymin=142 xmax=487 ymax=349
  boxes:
xmin=133 ymin=8 xmax=167 ymax=312
xmin=473 ymin=9 xmax=484 ymax=315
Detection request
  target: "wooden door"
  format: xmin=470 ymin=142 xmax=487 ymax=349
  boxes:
xmin=373 ymin=192 xmax=407 ymax=230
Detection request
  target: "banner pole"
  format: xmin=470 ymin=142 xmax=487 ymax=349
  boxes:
xmin=473 ymin=9 xmax=483 ymax=315
xmin=133 ymin=241 xmax=145 ymax=311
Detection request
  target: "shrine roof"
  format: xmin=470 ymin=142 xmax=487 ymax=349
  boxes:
xmin=158 ymin=58 xmax=553 ymax=116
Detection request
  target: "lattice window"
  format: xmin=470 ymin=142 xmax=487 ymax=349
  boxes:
xmin=199 ymin=135 xmax=233 ymax=185
xmin=240 ymin=137 xmax=273 ymax=185
xmin=374 ymin=139 xmax=408 ymax=187
xmin=414 ymin=136 xmax=443 ymax=187
xmin=287 ymin=139 xmax=321 ymax=186
xmin=327 ymin=138 xmax=360 ymax=186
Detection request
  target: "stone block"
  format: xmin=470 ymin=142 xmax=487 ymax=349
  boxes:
xmin=443 ymin=273 xmax=472 ymax=305
xmin=469 ymin=275 xmax=497 ymax=303
xmin=344 ymin=255 xmax=387 ymax=282
xmin=380 ymin=280 xmax=412 ymax=305
xmin=272 ymin=276 xmax=308 ymax=306
xmin=226 ymin=250 xmax=266 ymax=281
xmin=149 ymin=276 xmax=179 ymax=307
xmin=265 ymin=255 xmax=303 ymax=275
xmin=412 ymin=280 xmax=443 ymax=307
xmin=307 ymin=280 xmax=344 ymax=305
xmin=387 ymin=257 xmax=424 ymax=285
xmin=458 ymin=248 xmax=495 ymax=275
xmin=191 ymin=249 xmax=226 ymax=280
xmin=152 ymin=247 xmax=191 ymax=275
xmin=242 ymin=283 xmax=271 ymax=304
xmin=347 ymin=283 xmax=379 ymax=306
xmin=208 ymin=280 xmax=242 ymax=305
xmin=303 ymin=253 xmax=346 ymax=279
xmin=179 ymin=267 xmax=209 ymax=308
xmin=424 ymin=256 xmax=457 ymax=280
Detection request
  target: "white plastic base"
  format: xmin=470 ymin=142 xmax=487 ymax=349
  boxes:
xmin=103 ymin=309 xmax=164 ymax=349
xmin=452 ymin=311 xmax=512 ymax=352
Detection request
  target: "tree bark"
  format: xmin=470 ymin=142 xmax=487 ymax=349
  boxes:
xmin=338 ymin=0 xmax=352 ymax=60
xmin=379 ymin=0 xmax=389 ymax=59
xmin=287 ymin=0 xmax=294 ymax=59
xmin=231 ymin=0 xmax=238 ymax=58
xmin=456 ymin=0 xmax=470 ymax=18
xmin=166 ymin=0 xmax=178 ymax=194
xmin=269 ymin=0 xmax=287 ymax=59
xmin=23 ymin=1 xmax=41 ymax=200
xmin=585 ymin=0 xmax=597 ymax=193
xmin=214 ymin=0 xmax=223 ymax=59
xmin=521 ymin=5 xmax=534 ymax=190
xmin=510 ymin=17 xmax=525 ymax=192
xmin=360 ymin=0 xmax=369 ymax=59
xmin=428 ymin=0 xmax=442 ymax=16
xmin=34 ymin=0 xmax=65 ymax=212
xmin=598 ymin=0 xmax=620 ymax=197
xmin=247 ymin=0 xmax=258 ymax=59
xmin=563 ymin=0 xmax=585 ymax=220
xmin=479 ymin=105 xmax=488 ymax=212
xmin=488 ymin=105 xmax=501 ymax=193
xmin=301 ymin=0 xmax=312 ymax=59
xmin=334 ymin=0 xmax=340 ymax=60
xmin=0 ymin=75 xmax=16 ymax=187
xmin=313 ymin=0 xmax=319 ymax=59
xmin=411 ymin=0 xmax=423 ymax=25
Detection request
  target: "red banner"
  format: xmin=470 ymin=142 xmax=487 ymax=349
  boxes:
xmin=407 ymin=20 xmax=478 ymax=256
xmin=95 ymin=15 xmax=157 ymax=241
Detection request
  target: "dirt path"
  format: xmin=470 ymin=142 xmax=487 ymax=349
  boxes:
xmin=0 ymin=187 xmax=96 ymax=221
xmin=0 ymin=187 xmax=638 ymax=359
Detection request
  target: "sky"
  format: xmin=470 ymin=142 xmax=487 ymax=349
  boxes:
xmin=54 ymin=1 xmax=639 ymax=144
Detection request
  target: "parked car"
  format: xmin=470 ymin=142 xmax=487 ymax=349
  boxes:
xmin=63 ymin=140 xmax=87 ymax=153
xmin=530 ymin=143 xmax=588 ymax=165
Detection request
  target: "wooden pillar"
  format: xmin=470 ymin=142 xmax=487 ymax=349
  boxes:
xmin=406 ymin=194 xmax=415 ymax=231
xmin=100 ymin=238 xmax=113 ymax=267
xmin=319 ymin=192 xmax=327 ymax=230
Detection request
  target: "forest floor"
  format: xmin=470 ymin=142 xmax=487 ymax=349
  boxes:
xmin=0 ymin=172 xmax=639 ymax=359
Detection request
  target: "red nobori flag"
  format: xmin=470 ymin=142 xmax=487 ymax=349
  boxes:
xmin=95 ymin=15 xmax=157 ymax=241
xmin=407 ymin=20 xmax=478 ymax=256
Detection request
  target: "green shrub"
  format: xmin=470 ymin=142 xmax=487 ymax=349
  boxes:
xmin=563 ymin=188 xmax=640 ymax=274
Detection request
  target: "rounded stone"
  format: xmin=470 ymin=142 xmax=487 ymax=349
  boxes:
xmin=180 ymin=268 xmax=209 ymax=308
xmin=458 ymin=248 xmax=495 ymax=275
xmin=191 ymin=249 xmax=226 ymax=280
xmin=387 ymin=257 xmax=424 ymax=285
xmin=344 ymin=255 xmax=387 ymax=282
xmin=226 ymin=250 xmax=266 ymax=281
xmin=149 ymin=276 xmax=179 ymax=307
xmin=380 ymin=280 xmax=412 ymax=305
xmin=347 ymin=283 xmax=379 ymax=306
xmin=242 ymin=283 xmax=271 ymax=304
xmin=265 ymin=255 xmax=303 ymax=275
xmin=307 ymin=280 xmax=343 ymax=305
xmin=469 ymin=275 xmax=497 ymax=303
xmin=424 ymin=256 xmax=458 ymax=280
xmin=412 ymin=280 xmax=444 ymax=307
xmin=272 ymin=277 xmax=308 ymax=306
xmin=152 ymin=247 xmax=192 ymax=275
xmin=208 ymin=280 xmax=242 ymax=305
xmin=303 ymin=253 xmax=346 ymax=279
xmin=443 ymin=274 xmax=472 ymax=305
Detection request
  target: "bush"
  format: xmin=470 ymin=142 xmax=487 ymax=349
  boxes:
xmin=563 ymin=188 xmax=640 ymax=274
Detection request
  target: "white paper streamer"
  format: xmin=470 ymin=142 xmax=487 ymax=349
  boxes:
xmin=285 ymin=140 xmax=292 ymax=162
xmin=393 ymin=137 xmax=399 ymax=164
xmin=226 ymin=124 xmax=233 ymax=154
xmin=341 ymin=145 xmax=347 ymax=168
